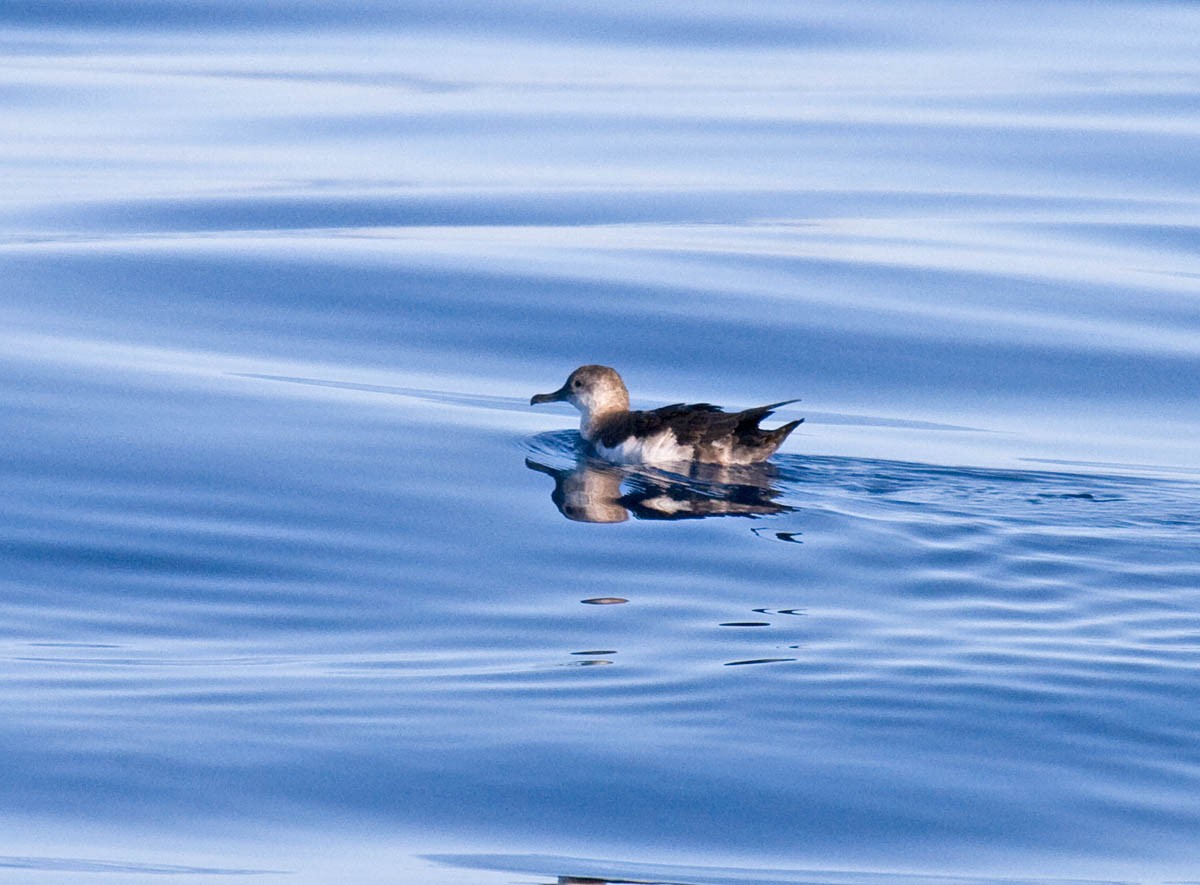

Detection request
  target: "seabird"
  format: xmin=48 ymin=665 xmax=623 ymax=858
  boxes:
xmin=530 ymin=365 xmax=802 ymax=466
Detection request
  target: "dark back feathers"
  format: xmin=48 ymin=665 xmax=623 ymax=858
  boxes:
xmin=595 ymin=399 xmax=801 ymax=450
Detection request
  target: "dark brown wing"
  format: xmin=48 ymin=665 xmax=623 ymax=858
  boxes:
xmin=593 ymin=404 xmax=715 ymax=448
xmin=595 ymin=400 xmax=800 ymax=449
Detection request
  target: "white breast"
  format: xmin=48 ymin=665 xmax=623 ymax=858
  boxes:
xmin=593 ymin=430 xmax=692 ymax=465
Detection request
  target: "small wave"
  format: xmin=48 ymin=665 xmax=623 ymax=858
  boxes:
xmin=525 ymin=432 xmax=1199 ymax=533
xmin=0 ymin=855 xmax=285 ymax=875
xmin=428 ymin=852 xmax=1120 ymax=885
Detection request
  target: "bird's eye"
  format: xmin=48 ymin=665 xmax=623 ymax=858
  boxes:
xmin=572 ymin=380 xmax=582 ymax=388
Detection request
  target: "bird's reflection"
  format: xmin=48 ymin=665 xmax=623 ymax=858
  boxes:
xmin=526 ymin=452 xmax=794 ymax=523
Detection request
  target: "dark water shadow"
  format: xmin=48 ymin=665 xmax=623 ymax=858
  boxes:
xmin=525 ymin=432 xmax=794 ymax=524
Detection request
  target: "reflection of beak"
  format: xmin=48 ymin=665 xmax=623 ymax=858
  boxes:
xmin=525 ymin=454 xmax=629 ymax=524
xmin=530 ymin=385 xmax=568 ymax=405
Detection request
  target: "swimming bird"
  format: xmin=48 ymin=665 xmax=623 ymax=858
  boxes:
xmin=530 ymin=365 xmax=802 ymax=466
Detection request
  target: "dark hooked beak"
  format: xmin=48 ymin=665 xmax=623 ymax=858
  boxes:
xmin=530 ymin=384 xmax=569 ymax=406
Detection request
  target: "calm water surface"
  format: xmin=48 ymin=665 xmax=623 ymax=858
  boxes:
xmin=2 ymin=3 xmax=1200 ymax=883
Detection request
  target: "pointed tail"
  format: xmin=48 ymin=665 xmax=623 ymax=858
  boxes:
xmin=769 ymin=418 xmax=804 ymax=445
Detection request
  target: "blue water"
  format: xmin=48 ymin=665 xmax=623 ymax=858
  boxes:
xmin=3 ymin=3 xmax=1200 ymax=883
